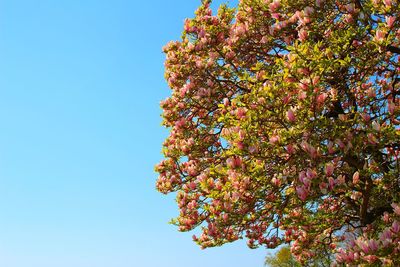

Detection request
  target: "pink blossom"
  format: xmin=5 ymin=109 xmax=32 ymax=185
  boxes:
xmin=353 ymin=171 xmax=360 ymax=184
xmin=386 ymin=16 xmax=396 ymax=28
xmin=236 ymin=107 xmax=247 ymax=119
xmin=248 ymin=145 xmax=258 ymax=154
xmin=271 ymin=13 xmax=280 ymax=20
xmin=367 ymin=87 xmax=375 ymax=98
xmin=316 ymin=0 xmax=324 ymax=7
xmin=364 ymin=255 xmax=379 ymax=264
xmin=392 ymin=220 xmax=400 ymax=233
xmin=343 ymin=14 xmax=354 ymax=24
xmin=269 ymin=0 xmax=280 ymax=12
xmin=299 ymin=81 xmax=309 ymax=90
xmin=345 ymin=3 xmax=355 ymax=13
xmin=287 ymin=108 xmax=296 ymax=122
xmin=375 ymin=29 xmax=385 ymax=42
xmin=383 ymin=0 xmax=392 ymax=7
xmin=298 ymin=16 xmax=311 ymax=25
xmin=372 ymin=121 xmax=381 ymax=131
xmin=296 ymin=186 xmax=308 ymax=201
xmin=188 ymin=181 xmax=197 ymax=190
xmin=336 ymin=139 xmax=345 ymax=149
xmin=383 ymin=212 xmax=390 ymax=223
xmin=388 ymin=100 xmax=395 ymax=114
xmin=316 ymin=93 xmax=327 ymax=105
xmin=226 ymin=157 xmax=242 ymax=169
xmin=234 ymin=24 xmax=247 ymax=36
xmin=328 ymin=177 xmax=335 ymax=190
xmin=226 ymin=50 xmax=235 ymax=60
xmin=299 ymin=171 xmax=306 ymax=183
xmin=302 ymin=177 xmax=311 ymax=188
xmin=232 ymin=191 xmax=240 ymax=202
xmin=391 ymin=203 xmax=400 ymax=215
xmin=286 ymin=144 xmax=295 ymax=154
xmin=367 ymin=239 xmax=379 ymax=252
xmin=175 ymin=118 xmax=186 ymax=128
xmin=325 ymin=163 xmax=334 ymax=176
xmin=336 ymin=175 xmax=345 ymax=185
xmin=358 ymin=240 xmax=369 ymax=254
xmin=361 ymin=113 xmax=370 ymax=122
xmin=282 ymin=95 xmax=291 ymax=104
xmin=298 ymin=28 xmax=308 ymax=42
xmin=352 ymin=40 xmax=362 ymax=47
xmin=367 ymin=133 xmax=378 ymax=145
xmin=306 ymin=168 xmax=317 ymax=179
xmin=223 ymin=98 xmax=230 ymax=106
xmin=271 ymin=177 xmax=281 ymax=186
xmin=327 ymin=141 xmax=335 ymax=154
xmin=319 ymin=182 xmax=328 ymax=193
xmin=303 ymin=6 xmax=314 ymax=17
xmin=380 ymin=228 xmax=392 ymax=241
xmin=269 ymin=135 xmax=280 ymax=144
xmin=298 ymin=90 xmax=307 ymax=100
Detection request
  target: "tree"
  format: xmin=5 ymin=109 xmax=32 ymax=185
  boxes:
xmin=155 ymin=0 xmax=400 ymax=265
xmin=265 ymin=246 xmax=332 ymax=267
xmin=265 ymin=246 xmax=302 ymax=267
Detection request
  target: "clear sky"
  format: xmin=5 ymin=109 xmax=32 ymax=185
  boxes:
xmin=0 ymin=1 xmax=269 ymax=266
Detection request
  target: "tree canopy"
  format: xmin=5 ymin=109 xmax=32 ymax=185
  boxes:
xmin=155 ymin=0 xmax=400 ymax=265
xmin=265 ymin=246 xmax=302 ymax=267
xmin=265 ymin=246 xmax=332 ymax=267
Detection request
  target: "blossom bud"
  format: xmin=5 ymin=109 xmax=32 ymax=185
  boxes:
xmin=287 ymin=108 xmax=296 ymax=122
xmin=352 ymin=171 xmax=360 ymax=184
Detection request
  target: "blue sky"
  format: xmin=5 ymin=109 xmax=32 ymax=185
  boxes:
xmin=0 ymin=1 xmax=269 ymax=266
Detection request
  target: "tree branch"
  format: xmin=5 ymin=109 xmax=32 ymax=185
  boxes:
xmin=387 ymin=45 xmax=400 ymax=54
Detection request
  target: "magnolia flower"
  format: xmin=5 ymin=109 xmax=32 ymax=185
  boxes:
xmin=367 ymin=239 xmax=379 ymax=252
xmin=296 ymin=186 xmax=308 ymax=201
xmin=223 ymin=97 xmax=230 ymax=106
xmin=298 ymin=28 xmax=308 ymax=42
xmin=225 ymin=50 xmax=235 ymax=60
xmin=345 ymin=3 xmax=355 ymax=13
xmin=269 ymin=0 xmax=280 ymax=12
xmin=236 ymin=107 xmax=247 ymax=119
xmin=315 ymin=0 xmax=324 ymax=7
xmin=386 ymin=16 xmax=396 ymax=28
xmin=306 ymin=168 xmax=317 ymax=179
xmin=367 ymin=87 xmax=375 ymax=98
xmin=383 ymin=0 xmax=392 ymax=7
xmin=327 ymin=141 xmax=335 ymax=154
xmin=367 ymin=133 xmax=378 ymax=145
xmin=286 ymin=144 xmax=295 ymax=154
xmin=316 ymin=93 xmax=327 ymax=105
xmin=226 ymin=157 xmax=242 ymax=169
xmin=319 ymin=182 xmax=328 ymax=194
xmin=328 ymin=177 xmax=335 ymax=190
xmin=287 ymin=108 xmax=296 ymax=122
xmin=391 ymin=203 xmax=400 ymax=215
xmin=380 ymin=228 xmax=392 ymax=241
xmin=325 ymin=163 xmax=334 ymax=176
xmin=388 ymin=100 xmax=395 ymax=114
xmin=303 ymin=6 xmax=314 ymax=17
xmin=375 ymin=29 xmax=385 ymax=42
xmin=361 ymin=113 xmax=370 ymax=122
xmin=353 ymin=171 xmax=360 ymax=184
xmin=372 ymin=121 xmax=381 ymax=131
xmin=269 ymin=135 xmax=280 ymax=144
xmin=364 ymin=255 xmax=379 ymax=264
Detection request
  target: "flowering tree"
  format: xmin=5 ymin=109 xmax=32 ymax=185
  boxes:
xmin=155 ymin=0 xmax=400 ymax=265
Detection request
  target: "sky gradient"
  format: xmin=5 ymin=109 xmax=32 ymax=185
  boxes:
xmin=0 ymin=1 xmax=269 ymax=266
